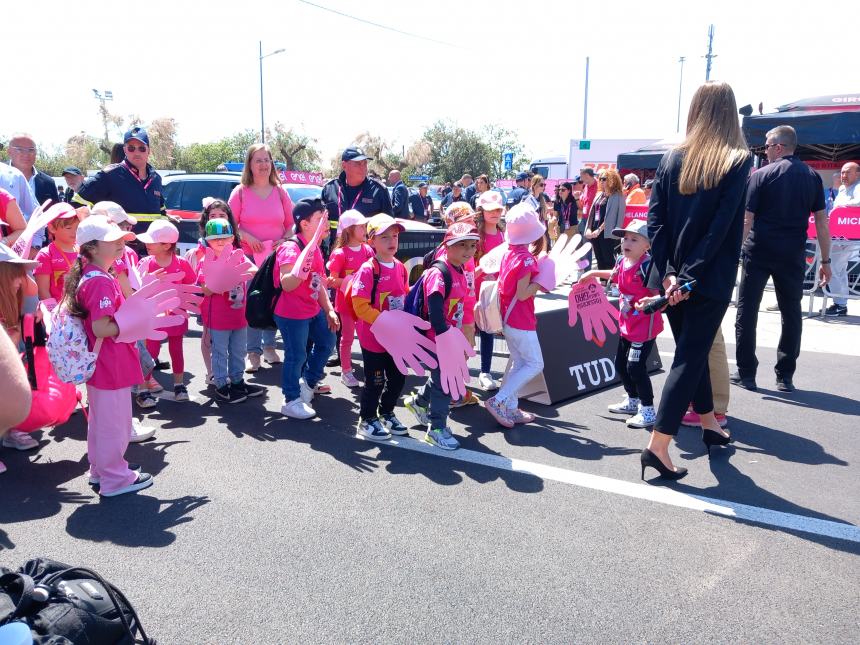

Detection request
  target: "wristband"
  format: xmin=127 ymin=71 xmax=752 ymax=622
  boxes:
xmin=820 ymin=258 xmax=831 ymax=265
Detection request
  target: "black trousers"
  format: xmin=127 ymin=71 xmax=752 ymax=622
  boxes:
xmin=654 ymin=293 xmax=728 ymax=436
xmin=592 ymin=233 xmax=617 ymax=270
xmin=734 ymin=251 xmax=805 ymax=379
xmin=616 ymin=337 xmax=656 ymax=406
xmin=360 ymin=348 xmax=406 ymax=421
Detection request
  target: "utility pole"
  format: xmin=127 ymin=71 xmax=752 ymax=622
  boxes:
xmin=92 ymin=89 xmax=114 ymax=145
xmin=582 ymin=56 xmax=590 ymax=140
xmin=259 ymin=41 xmax=286 ymax=144
xmin=703 ymin=24 xmax=717 ymax=81
xmin=676 ymin=57 xmax=686 ymax=133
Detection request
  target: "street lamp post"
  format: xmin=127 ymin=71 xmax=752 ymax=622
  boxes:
xmin=259 ymin=41 xmax=285 ymax=144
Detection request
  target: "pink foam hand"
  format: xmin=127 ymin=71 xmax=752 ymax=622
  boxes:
xmin=202 ymin=248 xmax=254 ymax=294
xmin=289 ymin=215 xmax=329 ymax=280
xmin=11 ymin=199 xmax=54 ymax=258
xmin=149 ymin=271 xmax=204 ymax=315
xmin=434 ymin=327 xmax=476 ymax=399
xmin=370 ymin=309 xmax=438 ymax=376
xmin=534 ymin=234 xmax=591 ymax=291
xmin=114 ymin=280 xmax=183 ymax=343
xmin=568 ymin=279 xmax=618 ymax=347
xmin=478 ymin=242 xmax=508 ymax=276
xmin=40 ymin=298 xmax=58 ymax=334
xmin=252 ymin=239 xmax=273 ymax=267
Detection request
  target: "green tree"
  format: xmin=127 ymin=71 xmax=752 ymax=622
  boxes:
xmin=481 ymin=124 xmax=530 ymax=180
xmin=267 ymin=123 xmax=322 ymax=172
xmin=421 ymin=120 xmax=495 ymax=183
xmin=175 ymin=130 xmax=258 ymax=173
xmin=65 ymin=132 xmax=109 ymax=172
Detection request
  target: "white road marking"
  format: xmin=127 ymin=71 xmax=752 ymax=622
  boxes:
xmin=368 ymin=435 xmax=860 ymax=544
xmin=659 ymin=351 xmax=736 ymax=364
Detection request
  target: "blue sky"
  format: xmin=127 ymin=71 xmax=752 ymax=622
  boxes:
xmin=6 ymin=0 xmax=849 ymax=164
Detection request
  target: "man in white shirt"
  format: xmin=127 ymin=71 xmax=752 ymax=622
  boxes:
xmin=825 ymin=162 xmax=860 ymax=316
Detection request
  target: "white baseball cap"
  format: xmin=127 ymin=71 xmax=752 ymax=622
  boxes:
xmin=76 ymin=215 xmax=136 ymax=246
xmin=136 ymin=219 xmax=179 ymax=244
xmin=90 ymin=201 xmax=138 ymax=226
xmin=336 ymin=209 xmax=369 ymax=235
xmin=0 ymin=242 xmax=39 ymax=269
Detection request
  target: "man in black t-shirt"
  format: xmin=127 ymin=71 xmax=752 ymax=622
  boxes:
xmin=733 ymin=125 xmax=832 ymax=392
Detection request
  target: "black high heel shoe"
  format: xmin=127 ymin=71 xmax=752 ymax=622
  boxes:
xmin=640 ymin=449 xmax=688 ymax=481
xmin=702 ymin=428 xmax=733 ymax=459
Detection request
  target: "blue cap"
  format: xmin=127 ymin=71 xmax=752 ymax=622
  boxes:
xmin=123 ymin=126 xmax=149 ymax=146
xmin=515 ymin=171 xmax=530 ymax=181
xmin=62 ymin=166 xmax=83 ymax=176
xmin=341 ymin=147 xmax=372 ymax=161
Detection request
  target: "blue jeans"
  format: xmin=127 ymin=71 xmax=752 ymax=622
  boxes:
xmin=274 ymin=311 xmax=335 ymax=401
xmin=247 ymin=326 xmax=277 ymax=355
xmin=479 ymin=330 xmax=495 ymax=374
xmin=210 ymin=327 xmax=248 ymax=388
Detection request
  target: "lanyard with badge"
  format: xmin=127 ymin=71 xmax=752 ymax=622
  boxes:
xmin=123 ymin=160 xmax=155 ymax=191
xmin=337 ymin=183 xmax=364 ymax=216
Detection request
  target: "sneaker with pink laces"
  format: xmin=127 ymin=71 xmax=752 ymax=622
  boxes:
xmin=485 ymin=396 xmax=515 ymax=429
xmin=510 ymin=409 xmax=536 ymax=424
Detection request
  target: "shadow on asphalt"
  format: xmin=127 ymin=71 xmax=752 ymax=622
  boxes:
xmin=758 ymin=387 xmax=860 ymax=417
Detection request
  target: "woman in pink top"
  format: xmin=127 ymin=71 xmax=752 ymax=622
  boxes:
xmin=228 ymin=143 xmax=294 ymax=370
xmin=0 ymin=188 xmax=27 ymax=248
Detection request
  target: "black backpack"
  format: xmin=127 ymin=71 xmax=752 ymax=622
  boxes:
xmin=0 ymin=557 xmax=153 ymax=644
xmin=245 ymin=237 xmax=305 ymax=330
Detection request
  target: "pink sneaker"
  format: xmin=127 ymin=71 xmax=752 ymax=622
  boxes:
xmin=510 ymin=409 xmax=536 ymax=424
xmin=682 ymin=409 xmax=729 ymax=428
xmin=485 ymin=397 xmax=515 ymax=429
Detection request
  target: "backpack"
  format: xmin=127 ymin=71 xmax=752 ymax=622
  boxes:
xmin=404 ymin=260 xmax=452 ymax=321
xmin=245 ymin=237 xmax=305 ymax=330
xmin=474 ymin=277 xmax=517 ymax=335
xmin=46 ymin=271 xmax=109 ymax=385
xmin=0 ymin=557 xmax=153 ymax=644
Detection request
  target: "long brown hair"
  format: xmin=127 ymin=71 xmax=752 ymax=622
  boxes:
xmin=241 ymin=144 xmax=280 ymax=187
xmin=678 ymin=81 xmax=750 ymax=195
xmin=474 ymin=206 xmax=505 ymax=263
xmin=0 ymin=263 xmax=27 ymax=333
xmin=333 ymin=224 xmax=363 ymax=251
xmin=61 ymin=241 xmax=102 ymax=319
xmin=530 ymin=175 xmax=548 ymax=220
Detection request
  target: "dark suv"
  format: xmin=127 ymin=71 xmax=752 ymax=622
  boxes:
xmin=161 ymin=173 xmax=442 ymax=279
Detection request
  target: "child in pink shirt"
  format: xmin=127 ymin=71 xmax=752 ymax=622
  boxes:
xmin=325 ymin=209 xmax=373 ymax=388
xmin=34 ymin=206 xmax=80 ymax=304
xmin=474 ymin=191 xmax=506 ymax=392
xmin=485 ymin=203 xmax=547 ymax=429
xmin=136 ymin=220 xmax=197 ymax=401
xmin=578 ymin=219 xmax=664 ymax=428
xmin=197 ymin=218 xmax=264 ymax=404
xmin=67 ymin=216 xmax=152 ymax=497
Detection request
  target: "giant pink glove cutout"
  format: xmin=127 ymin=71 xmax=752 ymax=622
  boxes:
xmin=370 ymin=309 xmax=438 ymax=376
xmin=201 ymin=248 xmax=254 ymax=294
xmin=141 ymin=270 xmax=204 ymax=315
xmin=478 ymin=242 xmax=508 ymax=276
xmin=252 ymin=240 xmax=273 ymax=267
xmin=435 ymin=327 xmax=475 ymax=400
xmin=11 ymin=199 xmax=54 ymax=259
xmin=289 ymin=215 xmax=329 ymax=280
xmin=568 ymin=278 xmax=618 ymax=347
xmin=534 ymin=234 xmax=592 ymax=291
xmin=114 ymin=281 xmax=184 ymax=343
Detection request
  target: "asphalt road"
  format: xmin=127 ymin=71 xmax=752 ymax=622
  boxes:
xmin=1 ymin=296 xmax=858 ymax=644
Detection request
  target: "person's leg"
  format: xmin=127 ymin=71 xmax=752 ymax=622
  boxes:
xmin=274 ymin=315 xmax=309 ymax=402
xmin=85 ymin=385 xmax=137 ymax=494
xmin=228 ymin=327 xmax=248 ymax=385
xmin=209 ymin=329 xmax=229 ymax=389
xmin=626 ymin=339 xmax=655 ymax=406
xmin=494 ymin=327 xmax=525 ymax=409
xmin=339 ymin=313 xmax=356 ymax=373
xmin=145 ymin=339 xmax=161 ymax=366
xmin=380 ymin=351 xmax=407 ymax=416
xmin=479 ymin=330 xmax=495 ymax=374
xmin=304 ymin=310 xmax=336 ymax=388
xmin=828 ymin=241 xmax=852 ymax=307
xmin=167 ymin=335 xmax=185 ymax=385
xmin=615 ymin=337 xmax=638 ymax=399
xmin=495 ymin=327 xmax=544 ymax=412
xmin=262 ymin=328 xmax=277 ymax=351
xmin=359 ymin=348 xmax=385 ymax=421
xmin=201 ymin=326 xmax=212 ymax=380
xmin=426 ymin=367 xmax=451 ymax=429
xmin=708 ymin=327 xmax=730 ymax=415
xmin=772 ymin=256 xmax=806 ymax=381
xmin=734 ymin=253 xmax=770 ymax=378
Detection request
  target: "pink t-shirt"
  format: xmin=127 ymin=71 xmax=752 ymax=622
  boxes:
xmin=113 ymin=246 xmax=139 ymax=276
xmin=197 ymin=256 xmax=248 ymax=331
xmin=34 ymin=243 xmax=78 ymax=301
xmin=273 ymin=236 xmax=326 ymax=320
xmin=612 ymin=254 xmax=664 ymax=342
xmin=499 ymin=245 xmax=540 ymax=331
xmin=228 ymin=185 xmax=294 ymax=255
xmin=351 ymin=258 xmax=408 ymax=353
xmin=475 ymin=228 xmax=505 ymax=301
xmin=422 ymin=259 xmax=470 ymax=340
xmin=137 ymin=254 xmax=196 ymax=336
xmin=0 ymin=188 xmax=15 ymax=225
xmin=327 ymin=244 xmax=374 ymax=314
xmin=76 ymin=265 xmax=143 ymax=390
xmin=434 ymin=246 xmax=476 ymax=326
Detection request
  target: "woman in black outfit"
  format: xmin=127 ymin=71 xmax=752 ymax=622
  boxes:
xmin=553 ymin=181 xmax=578 ymax=234
xmin=585 ymin=170 xmax=625 ymax=270
xmin=640 ymin=81 xmax=752 ymax=480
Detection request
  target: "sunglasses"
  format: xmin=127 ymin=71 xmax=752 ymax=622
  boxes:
xmin=126 ymin=144 xmax=148 ymax=152
xmin=598 ymin=177 xmax=607 ymax=181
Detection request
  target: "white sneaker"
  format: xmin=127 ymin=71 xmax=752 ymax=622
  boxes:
xmin=341 ymin=371 xmax=361 ymax=388
xmin=2 ymin=431 xmax=39 ymax=451
xmin=262 ymin=347 xmax=282 ymax=364
xmin=100 ymin=472 xmax=154 ymax=497
xmin=299 ymin=378 xmax=314 ymax=403
xmin=356 ymin=418 xmax=391 ymax=442
xmin=281 ymin=397 xmax=316 ymax=419
xmin=246 ymin=352 xmax=262 ymax=373
xmin=627 ymin=404 xmax=657 ymax=428
xmin=608 ymin=396 xmax=640 ymax=415
xmin=129 ymin=419 xmax=156 ymax=443
xmin=478 ymin=372 xmax=498 ymax=391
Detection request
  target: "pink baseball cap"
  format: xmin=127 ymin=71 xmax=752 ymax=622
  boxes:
xmin=336 ymin=209 xmax=369 ymax=235
xmin=476 ymin=191 xmax=505 ymax=211
xmin=137 ymin=219 xmax=179 ymax=244
xmin=504 ymin=203 xmax=546 ymax=246
xmin=44 ymin=202 xmax=80 ymax=222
